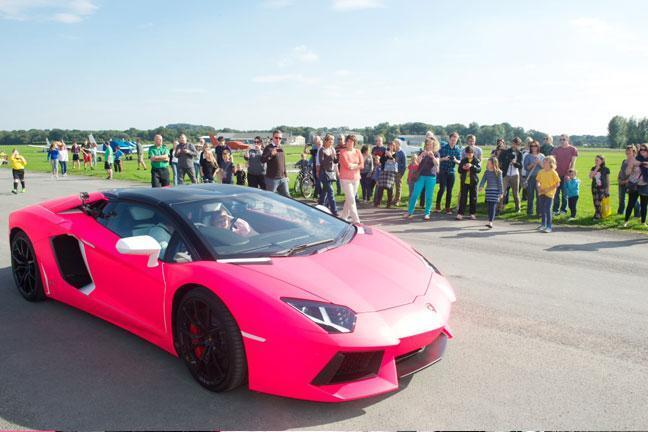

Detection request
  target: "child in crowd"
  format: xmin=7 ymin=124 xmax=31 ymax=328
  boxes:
xmin=563 ymin=169 xmax=581 ymax=220
xmin=370 ymin=154 xmax=381 ymax=203
xmin=536 ymin=156 xmax=561 ymax=233
xmin=82 ymin=145 xmax=93 ymax=170
xmin=407 ymin=155 xmax=420 ymax=199
xmin=295 ymin=153 xmax=310 ymax=174
xmin=456 ymin=146 xmax=481 ymax=220
xmin=360 ymin=145 xmax=373 ymax=202
xmin=234 ymin=164 xmax=247 ymax=186
xmin=9 ymin=148 xmax=27 ymax=194
xmin=220 ymin=152 xmax=234 ymax=184
xmin=479 ymin=157 xmax=504 ymax=228
xmin=589 ymin=155 xmax=610 ymax=220
xmin=114 ymin=148 xmax=124 ymax=173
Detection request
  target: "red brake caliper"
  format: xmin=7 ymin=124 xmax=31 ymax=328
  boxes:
xmin=189 ymin=323 xmax=205 ymax=359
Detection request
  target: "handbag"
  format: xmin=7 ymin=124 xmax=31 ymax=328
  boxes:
xmin=601 ymin=196 xmax=612 ymax=219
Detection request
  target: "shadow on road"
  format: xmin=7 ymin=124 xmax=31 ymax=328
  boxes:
xmin=545 ymin=237 xmax=648 ymax=252
xmin=0 ymin=266 xmax=402 ymax=430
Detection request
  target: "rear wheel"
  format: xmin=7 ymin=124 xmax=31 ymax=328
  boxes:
xmin=301 ymin=176 xmax=315 ymax=199
xmin=175 ymin=288 xmax=247 ymax=392
xmin=10 ymin=231 xmax=46 ymax=302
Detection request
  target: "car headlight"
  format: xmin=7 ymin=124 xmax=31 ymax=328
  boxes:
xmin=413 ymin=248 xmax=442 ymax=274
xmin=282 ymin=298 xmax=357 ymax=334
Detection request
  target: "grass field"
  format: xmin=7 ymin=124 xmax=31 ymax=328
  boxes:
xmin=2 ymin=144 xmax=646 ymax=232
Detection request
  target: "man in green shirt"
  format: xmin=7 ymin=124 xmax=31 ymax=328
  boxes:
xmin=104 ymin=142 xmax=114 ymax=180
xmin=148 ymin=134 xmax=170 ymax=187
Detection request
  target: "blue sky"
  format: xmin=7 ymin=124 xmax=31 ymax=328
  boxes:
xmin=1 ymin=0 xmax=646 ymax=135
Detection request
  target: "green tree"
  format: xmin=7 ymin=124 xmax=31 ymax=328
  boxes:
xmin=608 ymin=116 xmax=628 ymax=148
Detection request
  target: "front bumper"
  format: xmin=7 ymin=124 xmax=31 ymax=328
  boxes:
xmin=243 ymin=283 xmax=453 ymax=402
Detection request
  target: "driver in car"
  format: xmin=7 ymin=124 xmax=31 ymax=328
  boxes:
xmin=207 ymin=207 xmax=254 ymax=237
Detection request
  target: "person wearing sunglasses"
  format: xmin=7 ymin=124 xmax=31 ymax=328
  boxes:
xmin=244 ymin=136 xmax=266 ymax=189
xmin=261 ymin=130 xmax=290 ymax=197
xmin=624 ymin=143 xmax=648 ymax=227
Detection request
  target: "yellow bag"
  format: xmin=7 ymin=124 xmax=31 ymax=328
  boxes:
xmin=601 ymin=196 xmax=611 ymax=219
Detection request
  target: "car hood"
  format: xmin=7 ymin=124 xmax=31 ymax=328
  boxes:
xmin=239 ymin=228 xmax=432 ymax=313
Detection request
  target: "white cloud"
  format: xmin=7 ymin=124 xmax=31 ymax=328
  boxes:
xmin=332 ymin=0 xmax=384 ymax=11
xmin=261 ymin=0 xmax=294 ymax=8
xmin=335 ymin=69 xmax=351 ymax=76
xmin=0 ymin=0 xmax=97 ymax=23
xmin=277 ymin=45 xmax=319 ymax=67
xmin=252 ymin=74 xmax=320 ymax=85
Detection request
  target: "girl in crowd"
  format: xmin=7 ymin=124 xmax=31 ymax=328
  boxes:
xmin=406 ymin=137 xmax=440 ymax=220
xmin=47 ymin=142 xmax=59 ymax=179
xmin=82 ymin=143 xmax=92 ymax=170
xmin=589 ymin=155 xmax=610 ymax=220
xmin=317 ymin=134 xmax=339 ymax=216
xmin=235 ymin=164 xmax=247 ymax=186
xmin=536 ymin=156 xmax=561 ymax=233
xmin=523 ymin=140 xmax=545 ymax=217
xmin=199 ymin=141 xmax=219 ymax=183
xmin=359 ymin=145 xmax=373 ymax=203
xmin=407 ymin=154 xmax=419 ymax=199
xmin=479 ymin=157 xmax=504 ymax=228
xmin=618 ymin=145 xmax=640 ymax=217
xmin=58 ymin=141 xmax=69 ymax=177
xmin=71 ymin=141 xmax=81 ymax=170
xmin=624 ymin=143 xmax=648 ymax=227
xmin=456 ymin=146 xmax=481 ymax=220
xmin=339 ymin=134 xmax=364 ymax=223
xmin=9 ymin=148 xmax=27 ymax=194
xmin=563 ymin=169 xmax=581 ymax=220
xmin=220 ymin=152 xmax=235 ymax=184
xmin=373 ymin=143 xmax=397 ymax=208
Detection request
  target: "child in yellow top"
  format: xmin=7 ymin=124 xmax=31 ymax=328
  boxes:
xmin=536 ymin=155 xmax=561 ymax=232
xmin=10 ymin=148 xmax=28 ymax=194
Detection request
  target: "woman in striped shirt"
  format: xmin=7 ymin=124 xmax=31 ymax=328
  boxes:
xmin=479 ymin=157 xmax=504 ymax=229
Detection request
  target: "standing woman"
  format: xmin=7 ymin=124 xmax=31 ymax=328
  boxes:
xmin=90 ymin=141 xmax=98 ymax=168
xmin=523 ymin=140 xmax=545 ymax=217
xmin=624 ymin=143 xmax=648 ymax=227
xmin=589 ymin=155 xmax=610 ymax=220
xmin=200 ymin=141 xmax=219 ymax=183
xmin=71 ymin=141 xmax=81 ymax=170
xmin=618 ymin=145 xmax=640 ymax=217
xmin=373 ymin=142 xmax=398 ymax=208
xmin=58 ymin=141 xmax=69 ymax=177
xmin=406 ymin=137 xmax=440 ymax=220
xmin=171 ymin=140 xmax=179 ymax=186
xmin=339 ymin=135 xmax=364 ymax=223
xmin=359 ymin=145 xmax=373 ymax=203
xmin=47 ymin=142 xmax=60 ymax=179
xmin=317 ymin=134 xmax=339 ymax=216
xmin=10 ymin=148 xmax=27 ymax=194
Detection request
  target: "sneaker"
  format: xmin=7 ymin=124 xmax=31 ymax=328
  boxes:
xmin=553 ymin=211 xmax=560 ymax=216
xmin=537 ymin=225 xmax=546 ymax=230
xmin=486 ymin=222 xmax=493 ymax=229
xmin=624 ymin=222 xmax=629 ymax=228
xmin=445 ymin=209 xmax=453 ymax=215
xmin=11 ymin=190 xmax=18 ymax=194
xmin=544 ymin=227 xmax=553 ymax=233
xmin=403 ymin=213 xmax=413 ymax=219
xmin=469 ymin=214 xmax=476 ymax=220
xmin=568 ymin=217 xmax=576 ymax=221
xmin=434 ymin=207 xmax=441 ymax=213
xmin=456 ymin=214 xmax=463 ymax=221
xmin=424 ymin=214 xmax=431 ymax=220
xmin=20 ymin=189 xmax=26 ymax=193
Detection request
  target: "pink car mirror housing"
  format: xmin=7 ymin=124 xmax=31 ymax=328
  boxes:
xmin=116 ymin=235 xmax=161 ymax=268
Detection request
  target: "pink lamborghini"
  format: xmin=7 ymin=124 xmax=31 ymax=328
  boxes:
xmin=9 ymin=185 xmax=455 ymax=402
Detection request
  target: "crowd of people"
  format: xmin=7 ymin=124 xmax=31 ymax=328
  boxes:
xmin=5 ymin=130 xmax=648 ymax=231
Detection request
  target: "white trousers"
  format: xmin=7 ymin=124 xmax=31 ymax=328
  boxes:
xmin=340 ymin=179 xmax=360 ymax=223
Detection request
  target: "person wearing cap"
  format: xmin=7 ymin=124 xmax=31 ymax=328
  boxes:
xmin=261 ymin=130 xmax=290 ymax=197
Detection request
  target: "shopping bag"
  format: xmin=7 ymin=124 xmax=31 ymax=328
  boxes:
xmin=601 ymin=196 xmax=611 ymax=219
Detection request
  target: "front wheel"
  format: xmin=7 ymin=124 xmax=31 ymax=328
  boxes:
xmin=10 ymin=231 xmax=46 ymax=302
xmin=175 ymin=288 xmax=247 ymax=392
xmin=300 ymin=176 xmax=315 ymax=199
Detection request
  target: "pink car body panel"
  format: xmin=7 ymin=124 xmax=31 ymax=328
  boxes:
xmin=8 ymin=192 xmax=455 ymax=402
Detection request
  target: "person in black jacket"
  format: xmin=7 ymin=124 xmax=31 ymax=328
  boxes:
xmin=456 ymin=146 xmax=481 ymax=220
xmin=498 ymin=137 xmax=523 ymax=213
xmin=261 ymin=130 xmax=290 ymax=197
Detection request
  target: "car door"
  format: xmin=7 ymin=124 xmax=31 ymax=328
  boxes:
xmin=78 ymin=199 xmax=174 ymax=338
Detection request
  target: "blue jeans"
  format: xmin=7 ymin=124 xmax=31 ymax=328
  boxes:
xmin=539 ymin=195 xmax=554 ymax=228
xmin=408 ymin=175 xmax=437 ymax=215
xmin=526 ymin=175 xmax=539 ymax=216
xmin=171 ymin=162 xmax=178 ymax=186
xmin=320 ymin=176 xmax=338 ymax=215
xmin=265 ymin=177 xmax=291 ymax=197
xmin=59 ymin=161 xmax=67 ymax=175
xmin=312 ymin=161 xmax=322 ymax=200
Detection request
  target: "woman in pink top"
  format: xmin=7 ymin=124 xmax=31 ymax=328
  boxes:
xmin=339 ymin=134 xmax=364 ymax=223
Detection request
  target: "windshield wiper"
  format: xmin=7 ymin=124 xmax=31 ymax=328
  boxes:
xmin=272 ymin=238 xmax=335 ymax=257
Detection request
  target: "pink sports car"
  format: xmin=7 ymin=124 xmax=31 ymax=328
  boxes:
xmin=9 ymin=185 xmax=455 ymax=402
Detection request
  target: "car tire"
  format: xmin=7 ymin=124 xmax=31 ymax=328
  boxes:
xmin=175 ymin=287 xmax=247 ymax=392
xmin=10 ymin=231 xmax=46 ymax=302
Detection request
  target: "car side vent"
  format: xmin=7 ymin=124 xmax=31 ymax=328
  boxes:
xmin=311 ymin=350 xmax=384 ymax=386
xmin=51 ymin=235 xmax=93 ymax=289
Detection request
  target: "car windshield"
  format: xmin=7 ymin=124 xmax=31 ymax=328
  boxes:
xmin=172 ymin=191 xmax=353 ymax=259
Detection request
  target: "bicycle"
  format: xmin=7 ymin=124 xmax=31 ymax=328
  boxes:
xmin=295 ymin=166 xmax=316 ymax=199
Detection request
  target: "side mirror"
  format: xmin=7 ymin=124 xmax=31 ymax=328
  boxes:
xmin=315 ymin=204 xmax=332 ymax=215
xmin=116 ymin=235 xmax=161 ymax=268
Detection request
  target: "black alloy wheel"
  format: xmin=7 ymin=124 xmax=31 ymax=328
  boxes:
xmin=10 ymin=231 xmax=46 ymax=302
xmin=175 ymin=288 xmax=247 ymax=392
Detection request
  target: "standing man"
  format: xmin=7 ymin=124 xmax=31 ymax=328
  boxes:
xmin=310 ymin=135 xmax=323 ymax=200
xmin=174 ymin=134 xmax=197 ymax=184
xmin=104 ymin=141 xmax=114 ymax=180
xmin=552 ymin=134 xmax=578 ymax=215
xmin=261 ymin=130 xmax=290 ymax=197
xmin=461 ymin=134 xmax=482 ymax=161
xmin=540 ymin=135 xmax=555 ymax=156
xmin=498 ymin=137 xmax=523 ymax=213
xmin=148 ymin=134 xmax=170 ymax=187
xmin=392 ymin=139 xmax=407 ymax=206
xmin=371 ymin=136 xmax=387 ymax=158
xmin=194 ymin=138 xmax=205 ymax=183
xmin=214 ymin=136 xmax=230 ymax=169
xmin=244 ymin=136 xmax=266 ymax=189
xmin=136 ymin=138 xmax=147 ymax=170
xmin=435 ymin=132 xmax=462 ymax=214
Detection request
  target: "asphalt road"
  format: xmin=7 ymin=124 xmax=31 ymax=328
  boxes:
xmin=1 ymin=169 xmax=647 ymax=430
